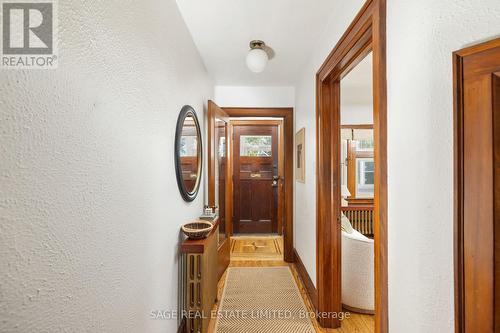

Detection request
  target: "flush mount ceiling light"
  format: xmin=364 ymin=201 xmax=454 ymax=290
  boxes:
xmin=246 ymin=40 xmax=269 ymax=73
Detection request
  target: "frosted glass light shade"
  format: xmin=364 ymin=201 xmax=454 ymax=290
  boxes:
xmin=246 ymin=48 xmax=268 ymax=73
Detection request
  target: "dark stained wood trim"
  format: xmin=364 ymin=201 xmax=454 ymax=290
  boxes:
xmin=217 ymin=237 xmax=230 ymax=281
xmin=340 ymin=124 xmax=374 ymax=129
xmin=293 ymin=248 xmax=318 ymax=311
xmin=347 ymin=197 xmax=374 ymax=206
xmin=223 ymin=107 xmax=295 ymax=263
xmin=229 ymin=119 xmax=283 ymax=126
xmin=208 ymin=101 xmax=230 ymax=208
xmin=207 ymin=102 xmax=216 ymax=207
xmin=208 ymin=101 xmax=232 ymax=280
xmin=223 ymin=107 xmax=292 ymax=118
xmin=453 ymin=37 xmax=500 ymax=333
xmin=317 ymin=1 xmax=373 ymax=80
xmin=341 ymin=205 xmax=374 ymax=211
xmin=454 ymin=38 xmax=500 ymax=57
xmin=317 ymin=76 xmax=342 ymax=329
xmin=278 ymin=122 xmax=285 ymax=236
xmin=453 ymin=45 xmax=465 ymax=333
xmin=493 ymin=71 xmax=500 ymax=333
xmin=372 ymin=5 xmax=388 ymax=330
xmin=316 ymin=0 xmax=387 ymax=331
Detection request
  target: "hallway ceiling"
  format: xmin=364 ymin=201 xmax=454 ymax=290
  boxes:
xmin=175 ymin=0 xmax=337 ymax=86
xmin=342 ymin=53 xmax=373 ymax=106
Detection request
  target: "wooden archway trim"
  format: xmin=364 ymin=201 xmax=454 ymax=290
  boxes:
xmin=315 ymin=0 xmax=388 ymax=331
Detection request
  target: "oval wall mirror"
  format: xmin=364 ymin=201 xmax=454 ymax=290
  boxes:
xmin=174 ymin=105 xmax=202 ymax=202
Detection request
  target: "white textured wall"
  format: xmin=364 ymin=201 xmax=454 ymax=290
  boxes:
xmin=387 ymin=1 xmax=500 ymax=332
xmin=294 ymin=0 xmax=366 ymax=287
xmin=0 ymin=0 xmax=212 ymax=332
xmin=294 ymin=0 xmax=500 ymax=331
xmin=341 ymin=105 xmax=373 ymax=125
xmin=214 ymin=86 xmax=295 ymax=107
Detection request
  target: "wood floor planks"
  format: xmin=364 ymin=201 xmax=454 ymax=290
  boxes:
xmin=230 ymin=235 xmax=283 ymax=261
xmin=208 ymin=236 xmax=374 ymax=333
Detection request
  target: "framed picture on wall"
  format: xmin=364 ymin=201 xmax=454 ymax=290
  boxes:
xmin=295 ymin=127 xmax=305 ymax=183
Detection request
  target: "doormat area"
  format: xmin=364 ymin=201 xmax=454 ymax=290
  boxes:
xmin=230 ymin=237 xmax=283 ymax=261
xmin=214 ymin=267 xmax=315 ymax=333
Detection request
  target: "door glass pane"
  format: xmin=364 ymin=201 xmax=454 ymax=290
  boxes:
xmin=240 ymin=135 xmax=272 ymax=157
xmin=356 ymin=158 xmax=374 ymax=198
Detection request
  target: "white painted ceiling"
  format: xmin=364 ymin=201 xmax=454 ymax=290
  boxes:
xmin=340 ymin=53 xmax=373 ymax=125
xmin=175 ymin=0 xmax=337 ymax=86
xmin=341 ymin=53 xmax=373 ymax=106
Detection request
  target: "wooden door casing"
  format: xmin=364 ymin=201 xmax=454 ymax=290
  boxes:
xmin=222 ymin=108 xmax=294 ymax=263
xmin=233 ymin=125 xmax=279 ymax=234
xmin=207 ymin=100 xmax=232 ymax=281
xmin=316 ymin=0 xmax=388 ymax=330
xmin=216 ymin=122 xmax=228 ymax=243
xmin=454 ymin=38 xmax=500 ymax=333
xmin=494 ymin=71 xmax=500 ymax=333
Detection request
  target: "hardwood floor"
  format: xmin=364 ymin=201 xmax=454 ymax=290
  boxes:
xmin=230 ymin=235 xmax=283 ymax=261
xmin=208 ymin=236 xmax=374 ymax=333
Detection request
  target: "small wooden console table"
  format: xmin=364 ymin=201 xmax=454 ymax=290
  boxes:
xmin=180 ymin=218 xmax=219 ymax=333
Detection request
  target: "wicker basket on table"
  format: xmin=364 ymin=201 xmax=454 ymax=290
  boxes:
xmin=181 ymin=220 xmax=213 ymax=239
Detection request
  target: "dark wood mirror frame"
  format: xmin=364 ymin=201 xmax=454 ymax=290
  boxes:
xmin=175 ymin=105 xmax=202 ymax=202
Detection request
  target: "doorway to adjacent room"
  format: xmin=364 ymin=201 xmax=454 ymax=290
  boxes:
xmin=315 ymin=0 xmax=388 ymax=331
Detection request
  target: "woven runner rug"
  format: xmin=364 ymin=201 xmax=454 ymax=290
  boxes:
xmin=214 ymin=267 xmax=315 ymax=333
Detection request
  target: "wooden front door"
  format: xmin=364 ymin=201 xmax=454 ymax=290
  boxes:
xmin=233 ymin=124 xmax=279 ymax=234
xmin=455 ymin=38 xmax=500 ymax=333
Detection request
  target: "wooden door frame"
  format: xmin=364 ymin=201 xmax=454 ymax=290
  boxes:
xmin=453 ymin=37 xmax=500 ymax=333
xmin=230 ymin=119 xmax=285 ymax=235
xmin=315 ymin=0 xmax=387 ymax=330
xmin=341 ymin=125 xmax=375 ymax=200
xmin=222 ymin=107 xmax=294 ymax=263
xmin=207 ymin=101 xmax=232 ymax=280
